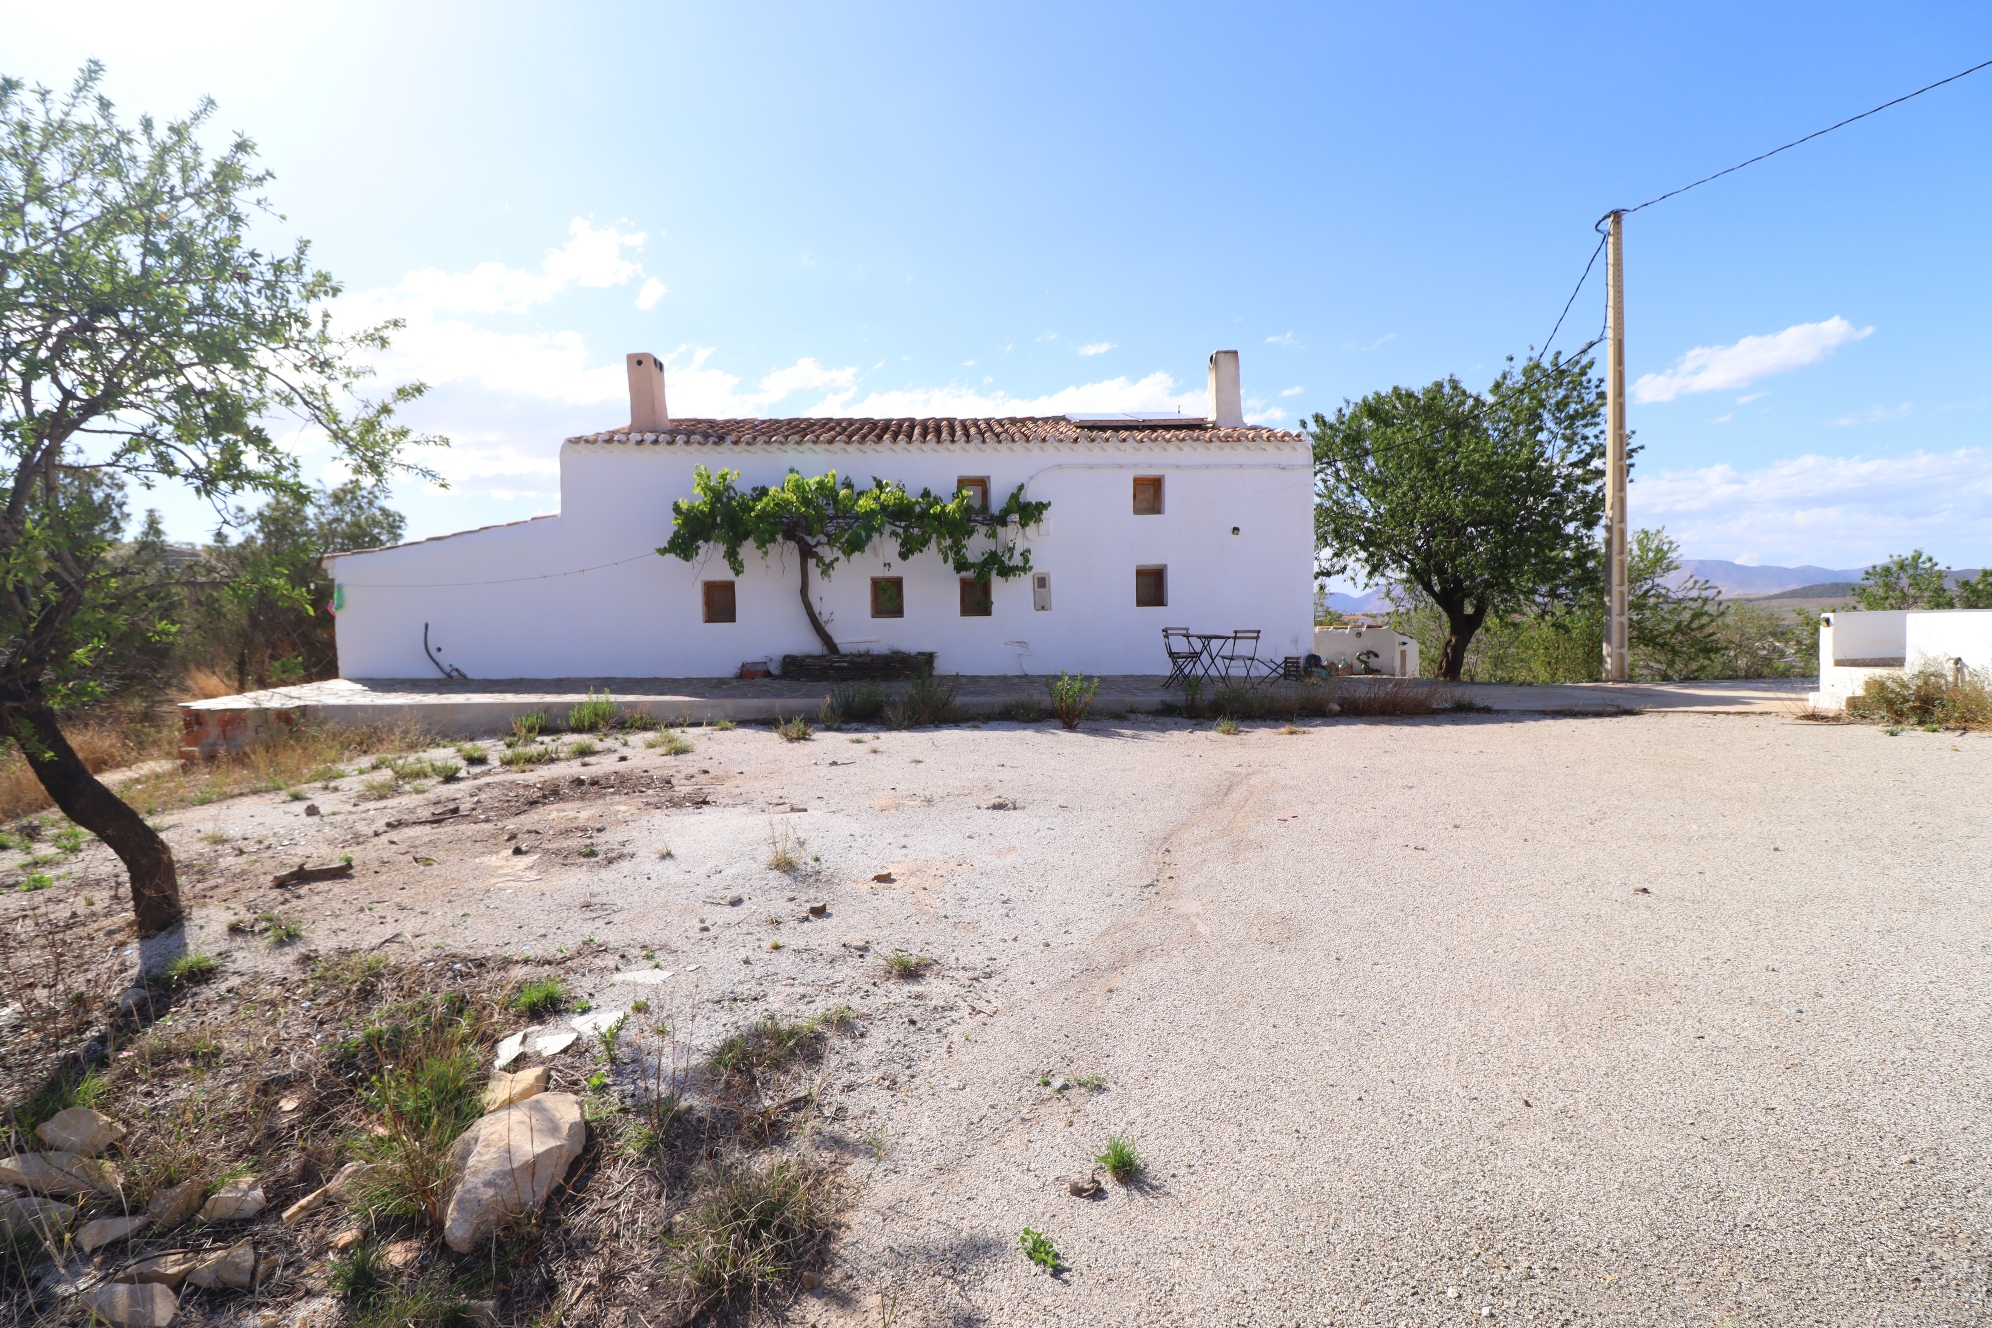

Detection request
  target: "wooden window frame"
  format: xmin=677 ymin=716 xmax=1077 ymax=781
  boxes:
xmin=870 ymin=576 xmax=905 ymax=619
xmin=956 ymin=476 xmax=991 ymax=510
xmin=702 ymin=580 xmax=737 ymax=623
xmin=1132 ymin=475 xmax=1164 ymax=515
xmin=959 ymin=576 xmax=993 ymax=617
xmin=1134 ymin=565 xmax=1167 ymax=608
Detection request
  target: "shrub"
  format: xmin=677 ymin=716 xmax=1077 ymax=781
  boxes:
xmin=1001 ymin=696 xmax=1047 ymax=723
xmin=774 ymin=715 xmax=813 ymax=743
xmin=567 ymin=739 xmax=600 ymax=758
xmin=767 ymin=821 xmax=805 ymax=873
xmin=824 ymin=683 xmax=886 ymax=726
xmin=511 ymin=712 xmax=547 ymax=742
xmin=646 ymin=730 xmax=695 ymax=755
xmin=1045 ymin=671 xmax=1099 ymax=730
xmin=455 ymin=743 xmax=489 ymax=765
xmin=888 ymin=674 xmax=957 ymax=728
xmin=1214 ymin=717 xmax=1241 ymax=736
xmin=565 ymin=689 xmax=618 ymax=733
xmin=1847 ymin=662 xmax=1992 ymax=728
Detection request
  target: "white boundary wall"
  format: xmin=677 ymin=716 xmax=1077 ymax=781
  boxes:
xmin=326 ymin=436 xmax=1314 ymax=679
xmin=1811 ymin=609 xmax=1992 ymax=709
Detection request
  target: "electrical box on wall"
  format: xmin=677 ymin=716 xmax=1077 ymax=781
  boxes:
xmin=1032 ymin=573 xmax=1052 ymax=611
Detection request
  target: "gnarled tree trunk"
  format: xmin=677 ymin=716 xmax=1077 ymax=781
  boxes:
xmin=1434 ymin=603 xmax=1487 ymax=682
xmin=789 ymin=536 xmax=839 ymax=655
xmin=11 ymin=702 xmax=182 ymax=937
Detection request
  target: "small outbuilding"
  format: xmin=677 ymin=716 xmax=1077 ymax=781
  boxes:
xmin=325 ymin=350 xmax=1315 ymax=679
xmin=1810 ymin=608 xmax=1992 ymax=710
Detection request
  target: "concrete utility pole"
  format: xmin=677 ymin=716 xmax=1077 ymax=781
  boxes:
xmin=1603 ymin=210 xmax=1629 ymax=682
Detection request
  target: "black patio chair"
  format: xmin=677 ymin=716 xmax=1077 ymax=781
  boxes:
xmin=1162 ymin=627 xmax=1202 ymax=685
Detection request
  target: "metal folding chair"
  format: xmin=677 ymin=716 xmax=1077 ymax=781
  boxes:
xmin=1162 ymin=627 xmax=1202 ymax=685
xmin=1216 ymin=629 xmax=1262 ymax=681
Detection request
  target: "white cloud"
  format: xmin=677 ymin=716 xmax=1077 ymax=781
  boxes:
xmin=1633 ymin=316 xmax=1872 ymax=403
xmin=1077 ymin=342 xmax=1115 ymax=357
xmin=1831 ymin=403 xmax=1912 ymax=427
xmin=1631 ymin=448 xmax=1992 ymax=565
xmin=819 ymin=371 xmax=1198 ymax=420
xmin=385 ymin=218 xmax=649 ymax=315
xmin=635 ymin=278 xmax=667 ymax=310
xmin=1280 ymin=386 xmax=1305 ymax=398
xmin=1266 ymin=332 xmax=1296 ymax=346
xmin=1736 ymin=392 xmax=1768 ymax=404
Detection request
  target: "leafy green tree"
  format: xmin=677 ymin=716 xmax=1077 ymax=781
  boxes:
xmin=1309 ymin=352 xmax=1608 ymax=679
xmin=195 ymin=481 xmax=406 ymax=687
xmin=1854 ymin=551 xmax=1954 ymax=610
xmin=660 ymin=466 xmax=1048 ymax=654
xmin=1626 ymin=528 xmax=1723 ymax=680
xmin=0 ymin=65 xmax=440 ymax=936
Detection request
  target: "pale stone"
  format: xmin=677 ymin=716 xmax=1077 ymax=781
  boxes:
xmin=609 ymin=969 xmax=673 ymax=984
xmin=380 ymin=1237 xmax=423 ymax=1271
xmin=78 ymin=1214 xmax=150 ymax=1252
xmin=0 ymin=1150 xmax=122 ymax=1196
xmin=493 ymin=1027 xmax=539 ymax=1070
xmin=36 ymin=1107 xmax=126 ymax=1157
xmin=145 ymin=1179 xmax=204 ymax=1229
xmin=186 ymin=1238 xmax=256 ymax=1289
xmin=0 ymin=1195 xmax=74 ymax=1240
xmin=481 ymin=1066 xmax=550 ymax=1113
xmin=531 ymin=1031 xmax=578 ymax=1056
xmin=441 ymin=1092 xmax=585 ymax=1254
xmin=328 ymin=1228 xmax=362 ymax=1252
xmin=84 ymin=1281 xmax=178 ymax=1328
xmin=199 ymin=1177 xmax=266 ymax=1222
xmin=569 ymin=1009 xmax=624 ymax=1036
xmin=281 ymin=1161 xmax=371 ymax=1226
xmin=111 ymin=1250 xmax=200 ymax=1287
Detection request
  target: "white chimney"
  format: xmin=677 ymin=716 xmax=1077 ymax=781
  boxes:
xmin=1208 ymin=349 xmax=1243 ymax=427
xmin=627 ymin=351 xmax=668 ymax=431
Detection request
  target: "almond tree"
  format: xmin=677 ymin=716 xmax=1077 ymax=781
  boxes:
xmin=0 ymin=64 xmax=440 ymax=936
xmin=1309 ymin=351 xmax=1607 ymax=679
xmin=661 ymin=466 xmax=1048 ymax=654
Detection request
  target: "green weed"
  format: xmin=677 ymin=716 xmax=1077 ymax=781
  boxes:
xmin=1045 ymin=671 xmax=1099 ymax=730
xmin=1020 ymin=1226 xmax=1060 ymax=1271
xmin=1095 ymin=1134 xmax=1142 ymax=1182
xmin=511 ymin=977 xmax=568 ymax=1017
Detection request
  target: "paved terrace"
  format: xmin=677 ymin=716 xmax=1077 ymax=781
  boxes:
xmin=179 ymin=675 xmax=1818 ymax=754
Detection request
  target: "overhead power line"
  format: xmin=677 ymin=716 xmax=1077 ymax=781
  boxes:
xmin=1610 ymin=55 xmax=1992 ymax=223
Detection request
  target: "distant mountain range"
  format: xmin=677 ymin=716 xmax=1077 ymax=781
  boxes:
xmin=1324 ymin=560 xmax=1984 ymax=613
xmin=1671 ymin=561 xmax=1864 ymax=597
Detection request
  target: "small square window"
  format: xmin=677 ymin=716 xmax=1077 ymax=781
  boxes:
xmin=871 ymin=577 xmax=905 ymax=618
xmin=957 ymin=476 xmax=990 ymax=510
xmin=1135 ymin=565 xmax=1167 ymax=607
xmin=1132 ymin=476 xmax=1163 ymax=515
xmin=702 ymin=581 xmax=736 ymax=623
xmin=959 ymin=577 xmax=993 ymax=616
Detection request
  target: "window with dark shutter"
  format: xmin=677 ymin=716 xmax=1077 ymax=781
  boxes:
xmin=703 ymin=581 xmax=736 ymax=623
xmin=1132 ymin=476 xmax=1163 ymax=515
xmin=1134 ymin=566 xmax=1167 ymax=607
xmin=959 ymin=577 xmax=993 ymax=616
xmin=871 ymin=577 xmax=905 ymax=618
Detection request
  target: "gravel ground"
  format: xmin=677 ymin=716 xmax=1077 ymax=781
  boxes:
xmin=31 ymin=710 xmax=1988 ymax=1326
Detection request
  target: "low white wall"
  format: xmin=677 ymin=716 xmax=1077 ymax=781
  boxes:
xmin=328 ymin=437 xmax=1315 ymax=679
xmin=1312 ymin=626 xmax=1418 ymax=677
xmin=1811 ymin=609 xmax=1992 ymax=710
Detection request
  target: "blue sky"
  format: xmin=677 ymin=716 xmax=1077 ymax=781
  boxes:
xmin=7 ymin=1 xmax=1990 ymax=569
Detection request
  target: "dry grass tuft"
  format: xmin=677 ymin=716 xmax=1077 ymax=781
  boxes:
xmin=180 ymin=664 xmax=241 ymax=700
xmin=663 ymin=1155 xmax=840 ymax=1310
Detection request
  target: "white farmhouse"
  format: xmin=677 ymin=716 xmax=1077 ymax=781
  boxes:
xmin=324 ymin=350 xmax=1315 ymax=680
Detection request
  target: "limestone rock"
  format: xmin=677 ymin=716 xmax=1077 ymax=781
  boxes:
xmin=380 ymin=1237 xmax=423 ymax=1271
xmin=78 ymin=1214 xmax=150 ymax=1252
xmin=281 ymin=1161 xmax=372 ymax=1226
xmin=199 ymin=1177 xmax=266 ymax=1223
xmin=146 ymin=1179 xmax=205 ymax=1229
xmin=0 ymin=1150 xmax=122 ymax=1196
xmin=441 ymin=1092 xmax=585 ymax=1253
xmin=481 ymin=1066 xmax=550 ymax=1114
xmin=84 ymin=1281 xmax=178 ymax=1328
xmin=112 ymin=1250 xmax=200 ymax=1287
xmin=186 ymin=1238 xmax=257 ymax=1289
xmin=327 ymin=1228 xmax=362 ymax=1252
xmin=0 ymin=1194 xmax=74 ymax=1240
xmin=36 ymin=1106 xmax=126 ymax=1157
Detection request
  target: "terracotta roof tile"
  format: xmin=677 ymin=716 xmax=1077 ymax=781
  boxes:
xmin=564 ymin=416 xmax=1300 ymax=449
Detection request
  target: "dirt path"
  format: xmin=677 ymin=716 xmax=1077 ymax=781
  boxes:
xmin=7 ymin=711 xmax=1985 ymax=1326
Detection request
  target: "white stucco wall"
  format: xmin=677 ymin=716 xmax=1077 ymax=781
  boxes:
xmin=1810 ymin=609 xmax=1992 ymax=709
xmin=326 ymin=435 xmax=1314 ymax=679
